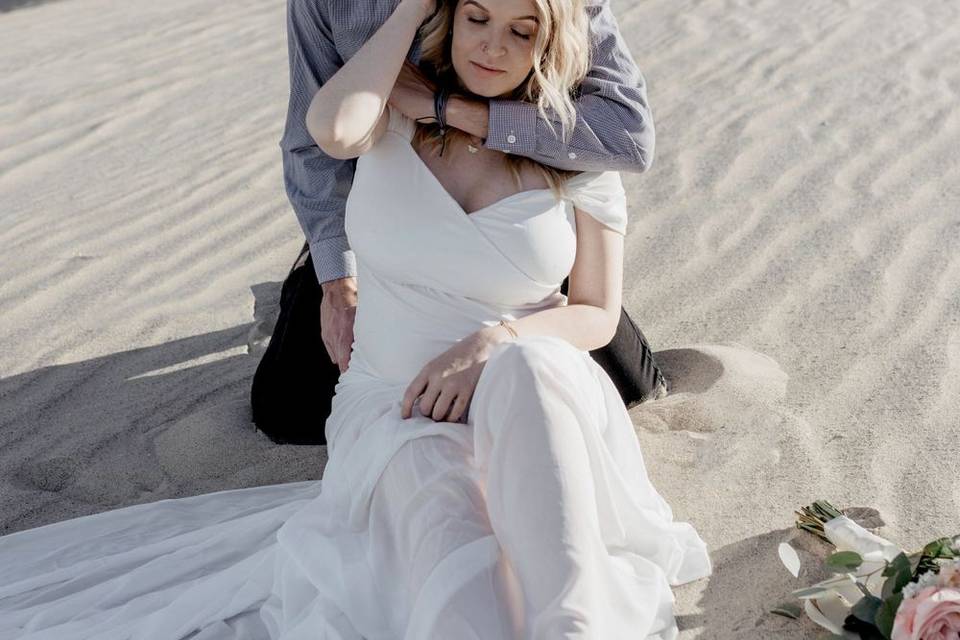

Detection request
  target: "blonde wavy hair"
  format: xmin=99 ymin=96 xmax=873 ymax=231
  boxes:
xmin=415 ymin=0 xmax=591 ymax=196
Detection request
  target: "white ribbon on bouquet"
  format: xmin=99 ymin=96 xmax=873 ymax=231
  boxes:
xmin=778 ymin=515 xmax=904 ymax=636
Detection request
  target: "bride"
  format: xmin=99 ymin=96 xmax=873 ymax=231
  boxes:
xmin=0 ymin=0 xmax=712 ymax=638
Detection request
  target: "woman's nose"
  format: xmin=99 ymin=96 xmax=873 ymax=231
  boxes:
xmin=482 ymin=38 xmax=507 ymax=57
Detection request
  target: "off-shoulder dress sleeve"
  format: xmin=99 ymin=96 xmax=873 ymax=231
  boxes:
xmin=386 ymin=104 xmax=417 ymax=141
xmin=563 ymin=171 xmax=628 ymax=236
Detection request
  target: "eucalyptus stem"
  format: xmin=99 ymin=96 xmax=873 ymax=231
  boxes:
xmin=794 ymin=499 xmax=846 ymax=543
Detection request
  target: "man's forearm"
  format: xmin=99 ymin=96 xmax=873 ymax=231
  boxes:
xmin=281 ymin=0 xmax=362 ymax=286
xmin=470 ymin=1 xmax=654 ymax=175
xmin=487 ymin=97 xmax=652 ymax=173
xmin=281 ymin=143 xmax=358 ymax=284
xmin=448 ymin=93 xmax=650 ymax=174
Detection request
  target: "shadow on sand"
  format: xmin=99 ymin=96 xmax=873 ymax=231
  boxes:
xmin=0 ymin=279 xmax=324 ymax=536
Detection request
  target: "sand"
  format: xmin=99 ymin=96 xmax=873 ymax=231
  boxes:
xmin=1 ymin=0 xmax=958 ymax=637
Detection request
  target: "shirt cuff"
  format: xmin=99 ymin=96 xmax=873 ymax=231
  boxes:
xmin=309 ymin=235 xmax=358 ymax=285
xmin=485 ymin=99 xmax=538 ymax=156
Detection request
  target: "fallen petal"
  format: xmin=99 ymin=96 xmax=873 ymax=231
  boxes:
xmin=779 ymin=542 xmax=802 ymax=578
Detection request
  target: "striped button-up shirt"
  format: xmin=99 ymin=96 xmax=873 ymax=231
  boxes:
xmin=280 ymin=0 xmax=655 ymax=285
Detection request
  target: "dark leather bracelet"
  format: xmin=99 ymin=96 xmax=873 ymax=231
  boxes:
xmin=433 ymin=86 xmax=450 ymax=155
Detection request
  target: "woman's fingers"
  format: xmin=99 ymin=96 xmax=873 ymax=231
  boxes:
xmin=403 ymin=365 xmax=480 ymax=423
xmin=418 ymin=379 xmax=443 ymax=418
xmin=431 ymin=387 xmax=459 ymax=422
xmin=447 ymin=394 xmax=470 ymax=424
xmin=401 ymin=375 xmax=428 ymax=419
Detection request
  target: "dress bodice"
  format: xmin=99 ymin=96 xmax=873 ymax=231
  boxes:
xmin=342 ymin=105 xmax=630 ymax=384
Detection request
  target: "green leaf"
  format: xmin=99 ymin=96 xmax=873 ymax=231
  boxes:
xmin=826 ymin=550 xmax=864 ymax=572
xmin=881 ymin=552 xmax=913 ymax=594
xmin=851 ymin=594 xmax=883 ymax=624
xmin=791 ymin=585 xmax=836 ymax=599
xmin=791 ymin=573 xmax=858 ymax=599
xmin=769 ymin=602 xmax=803 ymax=619
xmin=842 ymin=613 xmax=887 ymax=640
xmin=881 ymin=575 xmax=897 ymax=601
xmin=874 ymin=592 xmax=903 ymax=639
xmin=882 ymin=553 xmax=908 ymax=577
xmin=908 ymin=551 xmax=924 ymax=574
xmin=923 ymin=536 xmax=958 ymax=559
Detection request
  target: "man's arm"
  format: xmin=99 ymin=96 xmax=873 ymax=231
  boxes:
xmin=470 ymin=0 xmax=654 ymax=174
xmin=279 ymin=0 xmax=357 ymax=285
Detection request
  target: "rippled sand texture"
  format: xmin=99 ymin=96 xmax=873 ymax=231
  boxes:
xmin=1 ymin=0 xmax=958 ymax=637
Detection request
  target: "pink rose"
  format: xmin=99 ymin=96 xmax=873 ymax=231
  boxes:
xmin=892 ymin=585 xmax=960 ymax=640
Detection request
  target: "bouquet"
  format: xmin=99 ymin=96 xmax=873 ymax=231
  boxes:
xmin=774 ymin=500 xmax=960 ymax=639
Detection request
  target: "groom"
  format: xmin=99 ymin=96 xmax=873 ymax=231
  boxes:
xmin=256 ymin=0 xmax=666 ymax=443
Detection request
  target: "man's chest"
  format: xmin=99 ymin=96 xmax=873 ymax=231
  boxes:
xmin=322 ymin=0 xmax=420 ymax=63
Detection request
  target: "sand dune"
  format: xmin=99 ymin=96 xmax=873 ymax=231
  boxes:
xmin=1 ymin=0 xmax=958 ymax=637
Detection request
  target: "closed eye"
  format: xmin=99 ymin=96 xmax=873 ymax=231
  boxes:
xmin=466 ymin=17 xmax=532 ymax=40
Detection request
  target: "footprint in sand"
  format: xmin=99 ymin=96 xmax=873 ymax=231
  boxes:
xmin=11 ymin=456 xmax=80 ymax=493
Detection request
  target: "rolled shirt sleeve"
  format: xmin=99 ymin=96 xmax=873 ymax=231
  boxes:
xmin=485 ymin=0 xmax=654 ymax=174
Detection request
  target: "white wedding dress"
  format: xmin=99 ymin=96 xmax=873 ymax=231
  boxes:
xmin=0 ymin=106 xmax=712 ymax=640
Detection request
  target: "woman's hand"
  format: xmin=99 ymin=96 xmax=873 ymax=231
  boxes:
xmin=401 ymin=326 xmax=511 ymax=423
xmin=403 ymin=0 xmax=437 ymax=21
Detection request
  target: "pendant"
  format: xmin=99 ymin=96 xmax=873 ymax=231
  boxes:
xmin=467 ymin=143 xmax=479 ymax=154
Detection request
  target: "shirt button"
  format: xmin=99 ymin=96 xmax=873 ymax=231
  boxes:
xmin=506 ymin=134 xmax=517 ymax=144
xmin=568 ymin=152 xmax=577 ymax=159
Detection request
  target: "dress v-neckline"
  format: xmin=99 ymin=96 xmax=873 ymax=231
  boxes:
xmin=400 ymin=136 xmax=557 ymax=218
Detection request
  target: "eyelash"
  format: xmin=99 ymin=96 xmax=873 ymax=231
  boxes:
xmin=466 ymin=17 xmax=531 ymax=40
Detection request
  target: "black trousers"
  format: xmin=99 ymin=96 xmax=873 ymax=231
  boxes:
xmin=251 ymin=242 xmax=667 ymax=445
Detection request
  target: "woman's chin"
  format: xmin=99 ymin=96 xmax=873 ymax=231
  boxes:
xmin=460 ymin=82 xmax=501 ymax=98
xmin=457 ymin=78 xmax=521 ymax=100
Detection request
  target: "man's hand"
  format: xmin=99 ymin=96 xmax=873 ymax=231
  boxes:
xmin=320 ymin=277 xmax=358 ymax=374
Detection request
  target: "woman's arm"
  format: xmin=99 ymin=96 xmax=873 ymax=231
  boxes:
xmin=305 ymin=0 xmax=431 ymax=159
xmin=490 ymin=207 xmax=625 ymax=351
xmin=400 ymin=208 xmax=623 ymax=421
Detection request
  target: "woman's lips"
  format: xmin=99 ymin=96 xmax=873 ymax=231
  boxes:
xmin=470 ymin=61 xmax=505 ymax=75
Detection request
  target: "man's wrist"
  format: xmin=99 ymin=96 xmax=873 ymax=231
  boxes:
xmin=321 ymin=276 xmax=358 ymax=307
xmin=446 ymin=94 xmax=489 ymax=140
xmin=320 ymin=276 xmax=357 ymax=291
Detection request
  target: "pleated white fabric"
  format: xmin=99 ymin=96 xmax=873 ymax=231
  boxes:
xmin=0 ymin=105 xmax=712 ymax=640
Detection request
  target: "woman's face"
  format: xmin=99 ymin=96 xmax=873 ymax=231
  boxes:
xmin=450 ymin=0 xmax=540 ymax=98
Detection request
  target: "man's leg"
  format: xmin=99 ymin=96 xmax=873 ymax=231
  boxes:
xmin=251 ymin=242 xmax=339 ymax=444
xmin=559 ymin=276 xmax=668 ymax=407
